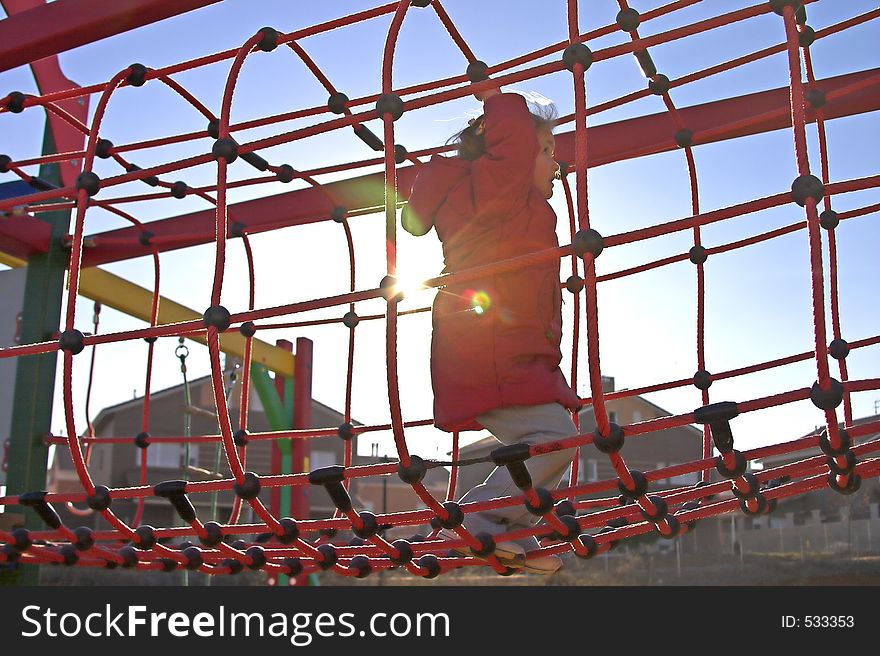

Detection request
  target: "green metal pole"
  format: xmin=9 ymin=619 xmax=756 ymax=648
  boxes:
xmin=1 ymin=130 xmax=69 ymax=586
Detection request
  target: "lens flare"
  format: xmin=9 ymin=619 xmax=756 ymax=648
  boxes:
xmin=470 ymin=290 xmax=492 ymax=315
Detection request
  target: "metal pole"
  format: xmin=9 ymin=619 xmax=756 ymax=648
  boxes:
xmin=2 ymin=129 xmax=68 ymax=586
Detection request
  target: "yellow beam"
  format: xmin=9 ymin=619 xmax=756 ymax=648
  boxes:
xmin=1 ymin=252 xmax=295 ymax=378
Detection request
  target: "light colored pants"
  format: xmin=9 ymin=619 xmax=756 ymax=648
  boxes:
xmin=458 ymin=403 xmax=578 ymax=540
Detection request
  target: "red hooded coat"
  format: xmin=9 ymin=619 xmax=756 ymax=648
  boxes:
xmin=405 ymin=93 xmax=580 ymax=432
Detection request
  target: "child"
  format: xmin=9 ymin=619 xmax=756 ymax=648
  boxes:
xmin=403 ymin=84 xmax=580 ymax=574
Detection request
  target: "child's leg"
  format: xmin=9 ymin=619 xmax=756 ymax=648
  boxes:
xmin=457 ymin=402 xmax=578 ymax=535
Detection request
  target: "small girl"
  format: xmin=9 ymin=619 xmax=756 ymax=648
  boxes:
xmin=404 ymin=84 xmax=580 ymax=574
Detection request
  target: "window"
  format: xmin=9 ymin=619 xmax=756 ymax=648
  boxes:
xmin=632 ymin=410 xmax=642 ymax=423
xmin=142 ymin=443 xmax=181 ymax=468
xmin=608 ymin=411 xmax=617 ymax=424
xmin=671 ymin=472 xmax=699 ymax=485
xmin=560 ymin=462 xmax=586 ymax=485
xmin=310 ymin=449 xmax=337 ymax=471
xmin=587 ymin=459 xmax=598 ymax=482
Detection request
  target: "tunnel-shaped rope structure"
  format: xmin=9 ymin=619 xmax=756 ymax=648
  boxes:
xmin=1 ymin=0 xmax=879 ymax=579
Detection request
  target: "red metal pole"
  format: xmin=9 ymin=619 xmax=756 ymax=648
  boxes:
xmin=291 ymin=337 xmax=313 ymax=586
xmin=0 ymin=0 xmax=222 ymax=73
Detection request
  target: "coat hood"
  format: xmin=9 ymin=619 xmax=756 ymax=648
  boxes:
xmin=401 ymin=154 xmax=469 ymax=236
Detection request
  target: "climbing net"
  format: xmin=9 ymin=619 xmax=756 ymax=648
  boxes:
xmin=1 ymin=0 xmax=879 ymax=580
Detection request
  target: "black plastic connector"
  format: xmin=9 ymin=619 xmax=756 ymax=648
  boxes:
xmin=134 ymin=431 xmax=150 ymax=449
xmin=649 ymin=74 xmax=670 ymax=96
xmin=11 ymin=528 xmax=32 ymax=552
xmin=119 ymin=546 xmax=138 ymax=568
xmin=791 ymin=174 xmax=824 ymax=207
xmin=827 ymin=450 xmax=856 ymax=476
xmin=715 ymin=449 xmax=747 ymax=479
xmin=693 ymin=369 xmax=713 ymax=391
xmin=127 ymin=163 xmax=160 ymax=187
xmin=154 ymin=480 xmax=197 ymax=522
xmin=730 ymin=473 xmax=760 ymax=500
xmin=810 ymin=378 xmax=844 ymax=410
xmin=418 ymin=554 xmax=441 ymax=578
xmin=694 ymin=401 xmax=739 ymax=453
xmin=572 ymin=228 xmax=604 ymax=259
xmin=170 ymin=181 xmax=187 ymax=199
xmin=740 ymin=494 xmax=768 ymax=516
xmin=58 ymin=329 xmax=85 ymax=355
xmin=376 ymin=94 xmax=404 ymax=121
xmin=618 ymin=470 xmax=648 ymax=499
xmin=233 ymin=471 xmax=261 ymax=500
xmin=638 ymin=495 xmax=669 ymax=523
xmin=277 ymin=517 xmax=300 ymax=544
xmin=565 ymin=275 xmax=584 ymax=293
xmin=60 ymin=545 xmax=79 ymax=566
xmin=827 ymin=472 xmax=861 ymax=496
xmin=328 ymin=92 xmax=349 ymax=115
xmin=819 ymin=209 xmax=839 ymax=230
xmin=397 ymin=455 xmax=426 ymax=484
xmin=73 ymin=527 xmax=94 ymax=551
xmin=471 ymin=532 xmax=497 ymax=558
xmin=525 ymin=488 xmax=554 ymax=516
xmin=19 ymin=491 xmax=62 ymax=529
xmin=818 ymin=427 xmax=851 ymax=457
xmin=349 ymin=555 xmax=371 ymax=578
xmin=634 ymin=49 xmax=657 ymax=78
xmin=798 ymin=25 xmax=815 ymax=47
xmin=556 ymin=514 xmax=581 ymax=541
xmin=239 ymin=151 xmax=268 ymax=171
xmin=353 ymin=511 xmax=378 ymax=539
xmin=246 ymin=545 xmax=267 ymax=570
xmin=95 ymin=139 xmax=114 ymax=159
xmin=616 ymin=8 xmax=640 ymax=32
xmin=200 ymin=521 xmax=223 ymax=547
xmin=223 ymin=558 xmax=243 ymax=575
xmin=466 ymin=60 xmax=489 ymax=82
xmin=5 ymin=91 xmax=26 ymax=113
xmin=202 ymin=305 xmax=231 ymax=331
xmin=689 ymin=245 xmax=708 ymax=265
xmin=574 ymin=534 xmax=598 ymax=559
xmin=316 ymin=544 xmax=338 ymax=570
xmin=354 ymin=124 xmax=383 ymax=151
xmin=675 ymin=128 xmax=694 ymax=148
xmin=490 ymin=442 xmax=531 ymax=466
xmin=828 ymin=338 xmax=849 ymax=360
xmin=133 ymin=525 xmax=157 ymax=550
xmin=183 ymin=546 xmax=204 ymax=571
xmin=233 ymin=428 xmax=249 ymax=446
xmin=257 ymin=27 xmax=279 ymax=52
xmin=438 ymin=501 xmax=464 ymax=529
xmin=212 ymin=138 xmax=239 ymax=163
xmin=127 ymin=63 xmax=148 ymax=87
xmin=769 ymin=0 xmax=801 ymax=16
xmin=276 ymin=164 xmax=295 ymax=182
xmin=592 ymin=423 xmax=624 ymax=454
xmin=562 ymin=43 xmax=593 ymax=72
xmin=284 ymin=558 xmax=304 ymax=576
xmin=390 ymin=540 xmax=414 ymax=566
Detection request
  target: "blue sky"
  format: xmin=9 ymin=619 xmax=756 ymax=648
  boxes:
xmin=0 ymin=0 xmax=878 ymax=468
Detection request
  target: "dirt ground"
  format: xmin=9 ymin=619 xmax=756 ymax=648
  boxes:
xmin=335 ymin=551 xmax=880 ymax=587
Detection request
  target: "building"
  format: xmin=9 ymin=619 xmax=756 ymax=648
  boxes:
xmin=47 ymin=362 xmax=361 ymax=533
xmin=452 ymin=377 xmax=705 ymax=500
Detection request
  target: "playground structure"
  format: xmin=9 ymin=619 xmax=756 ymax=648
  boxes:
xmin=0 ymin=0 xmax=879 ymax=582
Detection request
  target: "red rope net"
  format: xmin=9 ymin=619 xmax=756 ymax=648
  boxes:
xmin=1 ymin=0 xmax=879 ymax=580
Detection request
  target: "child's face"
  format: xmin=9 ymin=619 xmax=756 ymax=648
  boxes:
xmin=533 ymin=126 xmax=558 ymax=199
